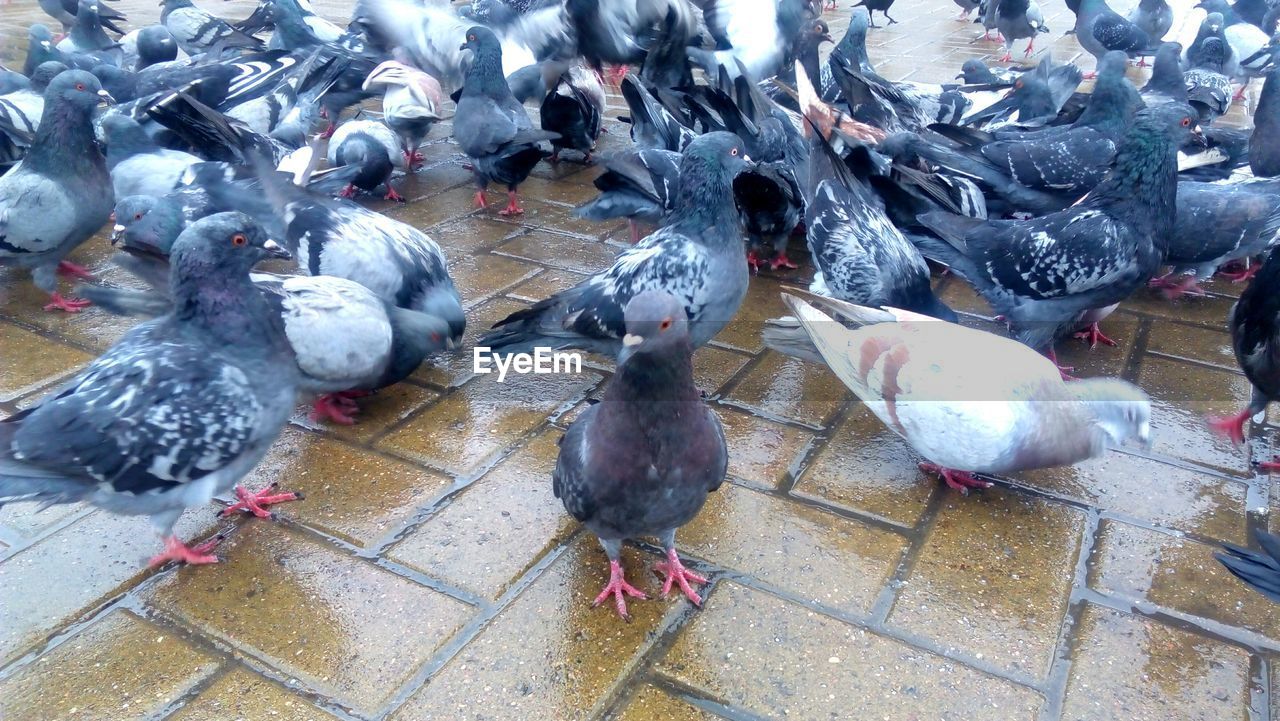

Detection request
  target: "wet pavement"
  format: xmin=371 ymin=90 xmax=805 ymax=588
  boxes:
xmin=0 ymin=0 xmax=1277 ymax=719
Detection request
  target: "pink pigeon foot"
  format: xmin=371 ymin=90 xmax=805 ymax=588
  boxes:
xmin=769 ymin=252 xmax=799 ymax=271
xmin=594 ymin=559 xmax=648 ymax=620
xmin=628 ymin=219 xmax=641 ymax=244
xmin=1256 ymin=457 xmax=1280 ymax=472
xmin=221 ymin=482 xmax=303 ymax=519
xmin=404 ymin=149 xmax=425 ymax=169
xmin=310 ymin=393 xmax=360 ymax=425
xmin=1046 ymin=349 xmax=1076 ymax=380
xmin=1072 ymin=322 xmax=1118 ymax=350
xmin=319 ymin=121 xmax=336 ymax=140
xmin=472 ymin=190 xmax=487 ymax=210
xmin=384 ymin=186 xmax=406 ymax=202
xmin=339 ymin=184 xmax=358 ymax=199
xmin=1208 ymin=408 xmax=1252 ymax=445
xmin=148 ymin=534 xmax=222 ymax=567
xmin=1024 ymin=39 xmax=1035 ymax=56
xmin=498 ymin=189 xmax=524 ymax=216
xmin=1234 ymin=86 xmax=1247 ymax=102
xmin=1147 ymin=272 xmax=1207 ymax=299
xmin=999 ymin=51 xmax=1013 ymax=62
xmin=918 ymin=462 xmax=993 ymax=494
xmin=746 ymin=250 xmax=763 ymax=274
xmin=1083 ymin=71 xmax=1097 ymax=80
xmin=57 ymin=260 xmax=95 ymax=280
xmin=1219 ymin=262 xmax=1260 ymax=283
xmin=654 ymin=548 xmax=707 ymax=606
xmin=43 ymin=291 xmax=91 ymax=313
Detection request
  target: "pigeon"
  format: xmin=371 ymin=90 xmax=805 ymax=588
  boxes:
xmin=541 ymin=64 xmax=605 ymax=164
xmin=361 ymin=58 xmax=443 ymax=169
xmin=959 ymin=56 xmax=1083 ymax=128
xmin=24 ymin=24 xmax=98 ymax=77
xmin=160 ymin=0 xmax=265 ymax=56
xmin=1069 ymin=0 xmax=1156 ymax=73
xmin=763 ymin=293 xmax=1151 ymax=492
xmin=1195 ymin=0 xmax=1270 ymax=89
xmin=573 ymin=147 xmax=681 ymax=242
xmin=0 ymin=212 xmax=299 ymax=568
xmin=454 ymin=26 xmax=557 ymax=216
xmin=979 ymin=0 xmax=1003 ymax=43
xmin=1254 ymin=66 xmax=1280 ymax=177
xmin=1149 ymin=179 xmax=1280 ymax=298
xmin=553 ymin=290 xmax=726 ymax=619
xmin=0 ymin=70 xmax=113 ymax=313
xmin=1128 ymin=0 xmax=1173 ymax=46
xmin=0 ymin=61 xmax=65 ymax=163
xmin=1183 ymin=17 xmax=1234 ymax=124
xmin=1141 ymin=42 xmax=1189 ymax=106
xmin=102 ymin=114 xmax=201 ymax=199
xmin=996 ymin=0 xmax=1050 ymax=61
xmin=912 ymin=104 xmax=1200 ymax=356
xmin=479 ymin=132 xmax=752 ymax=357
xmin=1209 ymin=246 xmax=1280 ymax=449
xmin=1217 ymin=530 xmax=1280 ymax=603
xmin=954 ymin=0 xmax=982 ymax=21
xmin=619 ymin=74 xmax=696 ymax=152
xmin=57 ymin=0 xmax=121 ymax=57
xmin=955 ymin=59 xmax=1019 ymax=85
xmin=854 ymin=0 xmax=898 ymax=26
xmin=325 ymin=118 xmax=407 ymax=201
xmin=133 ymin=25 xmax=180 ymax=72
xmin=686 ymin=0 xmax=818 ymax=81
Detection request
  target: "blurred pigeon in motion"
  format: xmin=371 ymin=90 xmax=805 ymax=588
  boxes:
xmin=102 ymin=114 xmax=201 ymax=198
xmin=0 ymin=213 xmax=298 ymax=568
xmin=853 ymin=0 xmax=898 ymax=26
xmin=541 ymin=64 xmax=604 ymax=163
xmin=1209 ymin=246 xmax=1280 ymax=450
xmin=954 ymin=0 xmax=982 ymax=21
xmin=57 ymin=0 xmax=121 ymax=57
xmin=687 ymin=0 xmax=825 ymax=81
xmin=764 ymin=293 xmax=1151 ymax=492
xmin=574 ymin=147 xmax=680 ymax=242
xmin=454 ymin=26 xmax=557 ymax=215
xmin=362 ymin=57 xmax=443 ymax=169
xmin=1069 ymin=0 xmax=1156 ymax=75
xmin=554 ymin=290 xmax=726 ymax=619
xmin=0 ymin=70 xmax=113 ymax=313
xmin=161 ymin=0 xmax=265 ymax=55
xmin=1128 ymin=0 xmax=1172 ymax=46
xmin=995 ymin=0 xmax=1050 ymax=61
xmin=480 ymin=132 xmax=752 ymax=357
xmin=326 ymin=118 xmax=407 ymax=201
xmin=619 ymin=74 xmax=696 ymax=152
xmin=1217 ymin=530 xmax=1280 ymax=603
xmin=912 ymin=105 xmax=1200 ymax=358
xmin=1252 ymin=66 xmax=1280 ymax=176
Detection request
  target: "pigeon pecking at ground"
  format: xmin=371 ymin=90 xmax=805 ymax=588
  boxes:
xmin=0 ymin=70 xmax=114 ymax=313
xmin=764 ymin=293 xmax=1151 ymax=492
xmin=0 ymin=212 xmax=299 ymax=568
xmin=553 ymin=290 xmax=727 ymax=619
xmin=325 ymin=117 xmax=408 ymax=201
xmin=479 ymin=132 xmax=753 ymax=358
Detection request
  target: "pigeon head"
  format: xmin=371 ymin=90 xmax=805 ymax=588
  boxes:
xmin=1068 ymin=378 xmax=1152 ymax=449
xmin=44 ymin=70 xmax=111 ymax=111
xmin=29 ymin=23 xmax=54 ymax=46
xmin=957 ymin=59 xmax=996 ymax=83
xmin=137 ymin=26 xmax=178 ymax=68
xmin=834 ymin=8 xmax=873 ymax=73
xmin=1199 ymin=11 xmax=1225 ymax=33
xmin=620 ymin=290 xmax=690 ymax=364
xmin=111 ymin=195 xmax=184 ymax=255
xmin=460 ymin=25 xmax=501 ymax=55
xmin=681 ymin=131 xmax=752 ymax=179
xmin=802 ymin=19 xmax=834 ymax=47
xmin=1195 ymin=0 xmax=1230 ymax=14
xmin=30 ymin=61 xmax=68 ymax=93
xmin=670 ymin=132 xmax=752 ymax=224
xmin=459 ymin=26 xmax=508 ymax=96
xmin=171 ymin=212 xmax=290 ymax=282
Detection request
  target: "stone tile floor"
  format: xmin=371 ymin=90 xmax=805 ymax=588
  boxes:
xmin=0 ymin=0 xmax=1277 ymax=719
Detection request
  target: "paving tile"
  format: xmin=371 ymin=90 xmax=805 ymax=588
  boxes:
xmin=1123 ymin=290 xmax=1237 ymax=328
xmin=716 ymin=407 xmax=814 ymax=491
xmin=723 ymin=351 xmax=850 ymax=427
xmin=889 ymin=490 xmax=1084 ymax=680
xmin=680 ymin=484 xmax=907 ymax=614
xmin=505 ymin=267 xmax=589 ymax=302
xmin=613 ymin=685 xmax=718 ymax=721
xmin=379 ymin=368 xmax=599 ymax=476
xmin=0 ymin=508 xmax=217 ymax=666
xmin=0 ymin=500 xmax=88 ymax=542
xmin=320 ymin=381 xmax=440 ymax=444
xmin=246 ymin=428 xmax=453 ymax=548
xmin=793 ymin=404 xmax=935 ymax=527
xmin=1136 ymin=356 xmax=1254 ymax=475
xmin=384 ymin=185 xmax=480 ymax=229
xmin=426 ymin=216 xmax=521 ymax=256
xmin=447 ymin=252 xmax=542 ymax=307
xmin=0 ymin=320 xmax=92 ymax=402
xmin=1059 ymin=605 xmax=1250 ymax=721
xmin=1089 ymin=520 xmax=1280 ymax=644
xmin=389 ymin=536 xmax=673 ymax=721
xmin=388 ymin=430 xmax=577 ymax=600
xmin=495 ymin=229 xmax=621 ymax=273
xmin=0 ymin=609 xmax=221 ymax=721
xmin=655 ymin=582 xmax=1043 ymax=719
xmin=168 ymin=667 xmax=342 ymax=721
xmin=710 ymin=275 xmax=791 ymax=354
xmin=1011 ymin=451 xmax=1248 ymax=543
xmin=692 ymin=345 xmax=752 ymax=397
xmin=145 ymin=523 xmax=474 ymax=717
xmin=1145 ymin=321 xmax=1237 ymax=370
xmin=516 ymin=175 xmax=601 ymax=206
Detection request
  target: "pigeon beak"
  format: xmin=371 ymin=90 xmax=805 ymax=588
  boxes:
xmin=1190 ymin=124 xmax=1207 ymax=147
xmin=40 ymin=41 xmax=51 ymax=50
xmin=459 ymin=42 xmax=470 ymax=51
xmin=622 ymin=333 xmax=644 ymax=347
xmin=109 ymin=224 xmax=125 ymax=244
xmin=97 ymin=89 xmax=115 ymax=106
xmin=263 ymin=239 xmax=292 ymax=259
xmin=822 ymin=33 xmax=834 ymax=43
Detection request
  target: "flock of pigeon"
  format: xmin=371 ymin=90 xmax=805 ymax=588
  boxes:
xmin=1 ymin=0 xmax=1280 ymax=619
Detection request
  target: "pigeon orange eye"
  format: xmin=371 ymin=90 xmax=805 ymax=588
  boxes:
xmin=1181 ymin=117 xmax=1192 ymax=127
xmin=660 ymin=318 xmax=672 ymax=331
xmin=75 ymin=83 xmax=85 ymax=91
xmin=468 ymin=34 xmax=476 ymax=41
xmin=232 ymin=234 xmax=247 ymax=246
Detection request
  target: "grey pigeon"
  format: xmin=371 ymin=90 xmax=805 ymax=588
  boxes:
xmin=541 ymin=64 xmax=605 ymax=163
xmin=954 ymin=0 xmax=982 ymax=20
xmin=0 ymin=61 xmax=65 ymax=163
xmin=479 ymin=132 xmax=752 ymax=357
xmin=1183 ymin=15 xmax=1234 ymax=124
xmin=1128 ymin=0 xmax=1173 ymax=46
xmin=765 ymin=293 xmax=1151 ymax=492
xmin=574 ymin=147 xmax=680 ymax=243
xmin=325 ymin=118 xmax=406 ymax=201
xmin=102 ymin=114 xmax=200 ymax=198
xmin=1217 ymin=530 xmax=1280 ymax=603
xmin=361 ymin=57 xmax=443 ymax=169
xmin=24 ymin=24 xmax=98 ymax=77
xmin=0 ymin=212 xmax=298 ymax=568
xmin=995 ymin=0 xmax=1050 ymax=62
xmin=0 ymin=70 xmax=113 ymax=312
xmin=133 ymin=26 xmax=180 ymax=71
xmin=1252 ymin=65 xmax=1280 ymax=177
xmin=454 ymin=26 xmax=557 ymax=216
xmin=1069 ymin=0 xmax=1156 ymax=73
xmin=1210 ymin=246 xmax=1280 ymax=447
xmin=1195 ymin=0 xmax=1269 ymax=87
xmin=57 ymin=0 xmax=121 ymax=58
xmin=160 ymin=0 xmax=265 ymax=55
xmin=1141 ymin=42 xmax=1189 ymax=106
xmin=553 ymin=290 xmax=727 ymax=619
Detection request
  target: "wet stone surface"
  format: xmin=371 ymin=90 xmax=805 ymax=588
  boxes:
xmin=0 ymin=0 xmax=1277 ymax=719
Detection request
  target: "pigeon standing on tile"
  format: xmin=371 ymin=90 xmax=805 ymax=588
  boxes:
xmin=996 ymin=0 xmax=1050 ymax=61
xmin=1251 ymin=66 xmax=1280 ymax=177
xmin=1195 ymin=0 xmax=1270 ymax=94
xmin=1217 ymin=530 xmax=1280 ymax=603
xmin=0 ymin=213 xmax=299 ymax=567
xmin=573 ymin=147 xmax=681 ymax=242
xmin=764 ymin=293 xmax=1151 ymax=491
xmin=1183 ymin=15 xmax=1234 ymax=124
xmin=454 ymin=26 xmax=557 ymax=216
xmin=57 ymin=0 xmax=120 ymax=57
xmin=480 ymin=132 xmax=752 ymax=357
xmin=1128 ymin=0 xmax=1172 ymax=46
xmin=954 ymin=0 xmax=982 ymax=21
xmin=1141 ymin=42 xmax=1189 ymax=107
xmin=1210 ymin=246 xmax=1280 ymax=453
xmin=361 ymin=57 xmax=443 ymax=169
xmin=0 ymin=70 xmax=113 ymax=313
xmin=541 ymin=64 xmax=604 ymax=164
xmin=1069 ymin=0 xmax=1156 ymax=75
xmin=853 ymin=0 xmax=898 ymax=26
xmin=325 ymin=118 xmax=408 ymax=201
xmin=554 ymin=290 xmax=726 ymax=619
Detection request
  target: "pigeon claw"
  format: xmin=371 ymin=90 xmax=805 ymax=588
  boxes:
xmin=1072 ymin=322 xmax=1118 ymax=350
xmin=918 ymin=462 xmax=993 ymax=495
xmin=1255 ymin=457 xmax=1280 ymax=472
xmin=148 ymin=534 xmax=223 ymax=567
xmin=384 ymin=186 xmax=406 ymax=203
xmin=593 ymin=559 xmax=648 ymax=621
xmin=769 ymin=252 xmax=799 ymax=271
xmin=1218 ymin=262 xmax=1260 ymax=284
xmin=221 ymin=482 xmax=302 ymax=519
xmin=339 ymin=184 xmax=358 ymax=199
xmin=43 ymin=291 xmax=91 ymax=313
xmin=56 ymin=260 xmax=96 ymax=281
xmin=1148 ymin=272 xmax=1207 ymax=300
xmin=319 ymin=121 xmax=337 ymax=140
xmin=998 ymin=51 xmax=1013 ymax=63
xmin=498 ymin=190 xmax=524 ymax=216
xmin=654 ymin=549 xmax=707 ymax=606
xmin=404 ymin=148 xmax=425 ymax=170
xmin=1208 ymin=408 xmax=1252 ymax=446
xmin=310 ymin=392 xmax=361 ymax=425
